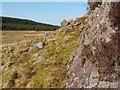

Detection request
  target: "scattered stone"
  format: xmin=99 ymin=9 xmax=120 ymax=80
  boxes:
xmin=61 ymin=19 xmax=70 ymax=27
xmin=44 ymin=32 xmax=51 ymax=41
xmin=35 ymin=55 xmax=46 ymax=63
xmin=32 ymin=42 xmax=44 ymax=49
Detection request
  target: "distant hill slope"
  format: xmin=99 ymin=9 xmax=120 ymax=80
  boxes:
xmin=1 ymin=17 xmax=60 ymax=31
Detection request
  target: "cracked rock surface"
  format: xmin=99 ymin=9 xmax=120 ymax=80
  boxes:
xmin=67 ymin=1 xmax=120 ymax=88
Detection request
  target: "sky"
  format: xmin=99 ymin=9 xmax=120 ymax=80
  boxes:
xmin=2 ymin=2 xmax=88 ymax=25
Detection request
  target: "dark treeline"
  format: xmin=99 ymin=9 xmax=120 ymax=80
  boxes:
xmin=1 ymin=17 xmax=60 ymax=31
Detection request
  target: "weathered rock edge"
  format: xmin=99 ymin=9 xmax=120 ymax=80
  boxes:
xmin=67 ymin=1 xmax=120 ymax=88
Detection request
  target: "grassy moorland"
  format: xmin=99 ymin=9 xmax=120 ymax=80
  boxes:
xmin=2 ymin=31 xmax=46 ymax=45
xmin=1 ymin=14 xmax=88 ymax=88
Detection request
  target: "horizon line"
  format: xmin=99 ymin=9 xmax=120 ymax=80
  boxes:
xmin=1 ymin=15 xmax=61 ymax=26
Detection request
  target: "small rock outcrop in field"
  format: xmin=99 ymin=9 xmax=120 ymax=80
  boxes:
xmin=32 ymin=42 xmax=44 ymax=49
xmin=35 ymin=56 xmax=46 ymax=63
xmin=61 ymin=19 xmax=70 ymax=27
xmin=67 ymin=0 xmax=120 ymax=88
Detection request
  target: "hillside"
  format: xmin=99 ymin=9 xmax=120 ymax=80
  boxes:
xmin=1 ymin=17 xmax=60 ymax=31
xmin=1 ymin=13 xmax=89 ymax=88
xmin=1 ymin=0 xmax=120 ymax=88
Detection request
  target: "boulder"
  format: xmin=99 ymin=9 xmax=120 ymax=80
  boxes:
xmin=43 ymin=32 xmax=51 ymax=41
xmin=35 ymin=56 xmax=46 ymax=63
xmin=32 ymin=42 xmax=44 ymax=49
xmin=61 ymin=19 xmax=70 ymax=27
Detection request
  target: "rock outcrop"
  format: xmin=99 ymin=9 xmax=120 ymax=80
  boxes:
xmin=61 ymin=19 xmax=70 ymax=27
xmin=67 ymin=1 xmax=120 ymax=88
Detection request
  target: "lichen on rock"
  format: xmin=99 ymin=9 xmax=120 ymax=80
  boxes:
xmin=67 ymin=0 xmax=120 ymax=88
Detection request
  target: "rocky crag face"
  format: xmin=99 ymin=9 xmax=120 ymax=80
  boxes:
xmin=67 ymin=0 xmax=120 ymax=88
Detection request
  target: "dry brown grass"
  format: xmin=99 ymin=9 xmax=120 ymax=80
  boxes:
xmin=1 ymin=15 xmax=88 ymax=88
xmin=2 ymin=30 xmax=46 ymax=45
